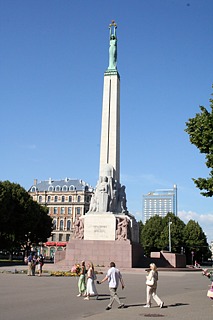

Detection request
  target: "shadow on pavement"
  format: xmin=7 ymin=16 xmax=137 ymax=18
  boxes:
xmin=167 ymin=302 xmax=189 ymax=308
xmin=124 ymin=303 xmax=145 ymax=308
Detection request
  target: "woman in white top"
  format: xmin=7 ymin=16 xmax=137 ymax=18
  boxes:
xmin=144 ymin=263 xmax=164 ymax=308
xmin=84 ymin=262 xmax=98 ymax=300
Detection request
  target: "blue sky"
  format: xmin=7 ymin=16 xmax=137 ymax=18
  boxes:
xmin=1 ymin=0 xmax=213 ymax=243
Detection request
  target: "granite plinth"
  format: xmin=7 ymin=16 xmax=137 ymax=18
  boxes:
xmin=58 ymin=239 xmax=141 ymax=268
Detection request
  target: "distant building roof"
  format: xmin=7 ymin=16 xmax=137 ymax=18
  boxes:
xmin=28 ymin=178 xmax=94 ymax=192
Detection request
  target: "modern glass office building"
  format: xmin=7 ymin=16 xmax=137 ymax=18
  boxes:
xmin=143 ymin=185 xmax=177 ymax=223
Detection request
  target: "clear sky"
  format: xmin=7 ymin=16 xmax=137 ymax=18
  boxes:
xmin=1 ymin=0 xmax=213 ymax=243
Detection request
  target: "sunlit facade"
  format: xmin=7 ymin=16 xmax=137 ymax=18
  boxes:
xmin=143 ymin=185 xmax=177 ymax=223
xmin=28 ymin=178 xmax=93 ymax=257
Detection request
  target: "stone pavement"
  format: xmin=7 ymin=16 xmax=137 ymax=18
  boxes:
xmin=0 ymin=264 xmax=212 ymax=320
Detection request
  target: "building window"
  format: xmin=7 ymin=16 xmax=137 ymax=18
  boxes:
xmin=59 ymin=233 xmax=63 ymax=241
xmin=55 ymin=185 xmax=61 ymax=192
xmin=61 ymin=207 xmax=65 ymax=214
xmin=60 ymin=220 xmax=64 ymax=231
xmin=52 ymin=234 xmax=56 ymax=241
xmin=61 ymin=196 xmax=65 ymax=202
xmin=62 ymin=185 xmax=67 ymax=191
xmin=54 ymin=196 xmax=58 ymax=202
xmin=53 ymin=219 xmax=57 ymax=230
xmin=68 ymin=207 xmax=72 ymax=215
xmin=31 ymin=186 xmax=36 ymax=192
xmin=76 ymin=207 xmax=81 ymax=215
xmin=39 ymin=196 xmax=42 ymax=203
xmin=54 ymin=207 xmax=58 ymax=214
xmin=67 ymin=220 xmax=71 ymax=230
xmin=77 ymin=195 xmax=81 ymax=202
xmin=69 ymin=185 xmax=75 ymax=191
xmin=68 ymin=196 xmax=72 ymax=202
xmin=66 ymin=234 xmax=70 ymax=242
xmin=48 ymin=186 xmax=54 ymax=191
xmin=47 ymin=196 xmax=51 ymax=202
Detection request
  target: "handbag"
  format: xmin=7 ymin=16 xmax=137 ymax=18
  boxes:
xmin=146 ymin=278 xmax=154 ymax=286
xmin=207 ymin=288 xmax=213 ymax=299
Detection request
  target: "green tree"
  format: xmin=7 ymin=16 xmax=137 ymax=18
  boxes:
xmin=183 ymin=220 xmax=210 ymax=264
xmin=0 ymin=181 xmax=52 ymax=255
xmin=141 ymin=213 xmax=186 ymax=256
xmin=141 ymin=215 xmax=164 ymax=256
xmin=185 ymin=87 xmax=213 ymax=196
xmin=162 ymin=213 xmax=185 ymax=253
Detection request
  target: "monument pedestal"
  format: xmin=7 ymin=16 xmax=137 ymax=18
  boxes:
xmin=56 ymin=239 xmax=143 ymax=268
xmin=55 ymin=212 xmax=142 ymax=268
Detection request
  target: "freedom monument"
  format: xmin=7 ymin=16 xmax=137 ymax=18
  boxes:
xmin=56 ymin=22 xmax=142 ymax=268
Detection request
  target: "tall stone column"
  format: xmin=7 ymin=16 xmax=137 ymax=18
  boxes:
xmin=87 ymin=21 xmax=128 ymax=218
xmin=99 ymin=71 xmax=120 ymax=182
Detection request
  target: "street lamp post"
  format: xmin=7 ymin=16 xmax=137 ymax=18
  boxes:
xmin=169 ymin=217 xmax=172 ymax=252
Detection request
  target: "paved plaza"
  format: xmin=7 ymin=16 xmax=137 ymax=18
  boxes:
xmin=0 ymin=265 xmax=212 ymax=320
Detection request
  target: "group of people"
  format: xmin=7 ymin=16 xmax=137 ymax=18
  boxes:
xmin=76 ymin=260 xmax=164 ymax=310
xmin=77 ymin=261 xmax=98 ymax=300
xmin=26 ymin=253 xmax=44 ymax=276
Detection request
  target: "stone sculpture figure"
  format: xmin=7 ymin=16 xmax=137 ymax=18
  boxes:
xmin=109 ymin=180 xmax=119 ymax=212
xmin=89 ymin=189 xmax=98 ymax=212
xmin=116 ymin=217 xmax=129 ymax=241
xmin=98 ymin=176 xmax=110 ymax=212
xmin=88 ymin=173 xmax=128 ymax=214
xmin=115 ymin=217 xmax=122 ymax=240
xmin=74 ymin=217 xmax=84 ymax=239
xmin=78 ymin=219 xmax=84 ymax=239
xmin=119 ymin=185 xmax=127 ymax=213
xmin=74 ymin=217 xmax=80 ymax=239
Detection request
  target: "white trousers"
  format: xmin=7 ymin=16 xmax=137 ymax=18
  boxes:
xmin=146 ymin=285 xmax=162 ymax=306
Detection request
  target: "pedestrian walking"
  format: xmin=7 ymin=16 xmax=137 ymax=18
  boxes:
xmin=37 ymin=254 xmax=44 ymax=276
xmin=84 ymin=262 xmax=98 ymax=300
xmin=97 ymin=261 xmax=125 ymax=310
xmin=144 ymin=263 xmax=164 ymax=308
xmin=31 ymin=255 xmax=37 ymax=276
xmin=77 ymin=261 xmax=86 ymax=297
xmin=27 ymin=253 xmax=33 ymax=276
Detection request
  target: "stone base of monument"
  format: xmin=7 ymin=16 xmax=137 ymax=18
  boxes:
xmin=55 ymin=212 xmax=143 ymax=268
xmin=83 ymin=212 xmax=139 ymax=242
xmin=57 ymin=239 xmax=143 ymax=268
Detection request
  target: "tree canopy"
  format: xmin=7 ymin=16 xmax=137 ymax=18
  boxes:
xmin=140 ymin=213 xmax=210 ymax=263
xmin=183 ymin=220 xmax=209 ymax=262
xmin=185 ymin=86 xmax=213 ymax=196
xmin=0 ymin=181 xmax=52 ymax=253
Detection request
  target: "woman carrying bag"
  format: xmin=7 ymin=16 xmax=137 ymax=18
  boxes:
xmin=144 ymin=263 xmax=164 ymax=308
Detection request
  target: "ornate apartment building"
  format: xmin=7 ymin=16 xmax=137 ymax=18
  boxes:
xmin=28 ymin=178 xmax=93 ymax=257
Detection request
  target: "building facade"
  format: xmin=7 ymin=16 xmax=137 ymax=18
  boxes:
xmin=28 ymin=178 xmax=93 ymax=257
xmin=143 ymin=185 xmax=177 ymax=223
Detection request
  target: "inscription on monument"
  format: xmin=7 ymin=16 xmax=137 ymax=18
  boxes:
xmin=84 ymin=214 xmax=116 ymax=240
xmin=94 ymin=225 xmax=107 ymax=233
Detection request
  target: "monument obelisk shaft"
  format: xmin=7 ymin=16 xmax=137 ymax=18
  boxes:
xmin=99 ymin=22 xmax=120 ymax=183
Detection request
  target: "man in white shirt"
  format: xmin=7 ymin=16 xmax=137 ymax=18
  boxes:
xmin=98 ymin=261 xmax=125 ymax=310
